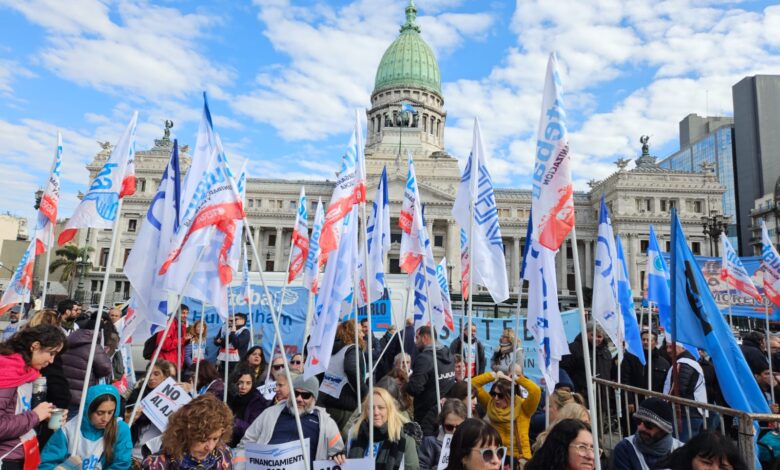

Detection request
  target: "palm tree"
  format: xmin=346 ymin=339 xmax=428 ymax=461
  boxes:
xmin=49 ymin=245 xmax=94 ymax=297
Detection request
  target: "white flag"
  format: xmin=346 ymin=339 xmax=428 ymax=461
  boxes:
xmin=452 ymin=118 xmax=509 ymax=303
xmin=35 ymin=132 xmax=63 ymax=255
xmin=357 ymin=167 xmax=391 ymax=307
xmin=399 ymin=153 xmax=425 ymax=273
xmin=0 ymin=238 xmax=36 ymax=315
xmin=761 ymin=220 xmax=780 ymax=307
xmin=288 ymin=187 xmax=309 ymax=283
xmin=304 ymin=198 xmax=325 ymax=293
xmin=591 ymin=196 xmax=623 ymax=361
xmin=720 ymin=233 xmax=762 ymax=303
xmin=435 ymin=258 xmax=455 ymax=333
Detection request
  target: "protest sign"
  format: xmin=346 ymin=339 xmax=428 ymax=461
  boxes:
xmin=246 ymin=439 xmax=309 ymax=470
xmin=437 ymin=434 xmax=453 ymax=470
xmin=141 ymin=377 xmax=191 ymax=431
xmin=257 ymin=381 xmax=277 ymax=401
xmin=313 ymin=457 xmax=374 ymax=470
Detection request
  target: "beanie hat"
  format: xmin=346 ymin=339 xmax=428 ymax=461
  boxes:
xmin=634 ymin=397 xmax=673 ymax=434
xmin=292 ymin=375 xmax=319 ymax=401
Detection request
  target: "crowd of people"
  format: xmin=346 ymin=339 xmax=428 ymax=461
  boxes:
xmin=0 ymin=301 xmax=774 ymax=469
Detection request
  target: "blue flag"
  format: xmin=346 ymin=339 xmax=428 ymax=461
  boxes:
xmin=616 ymin=235 xmax=645 ymax=365
xmin=592 ymin=196 xmax=622 ymax=358
xmin=645 ymin=224 xmax=671 ymax=331
xmin=670 ymin=210 xmax=769 ymax=414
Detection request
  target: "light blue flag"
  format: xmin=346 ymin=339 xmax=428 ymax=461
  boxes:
xmin=645 ymin=225 xmax=671 ymax=331
xmin=592 ymin=196 xmax=622 ymax=359
xmin=616 ymin=235 xmax=645 ymax=365
xmin=670 ymin=209 xmax=769 ymax=414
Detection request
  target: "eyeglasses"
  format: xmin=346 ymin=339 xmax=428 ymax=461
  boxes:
xmin=295 ymin=390 xmax=314 ymax=400
xmin=569 ymin=443 xmax=603 ymax=458
xmin=635 ymin=419 xmax=658 ymax=430
xmin=272 ymin=364 xmax=284 ymax=370
xmin=470 ymin=447 xmax=506 ymax=463
xmin=443 ymin=423 xmax=460 ymax=433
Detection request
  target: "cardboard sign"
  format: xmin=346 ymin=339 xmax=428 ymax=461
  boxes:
xmin=313 ymin=457 xmax=374 ymax=470
xmin=141 ymin=377 xmax=192 ymax=431
xmin=437 ymin=434 xmax=453 ymax=470
xmin=257 ymin=381 xmax=277 ymax=401
xmin=246 ymin=439 xmax=309 ymax=470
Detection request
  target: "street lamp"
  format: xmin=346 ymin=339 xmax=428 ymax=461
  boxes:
xmin=701 ymin=211 xmax=730 ymax=257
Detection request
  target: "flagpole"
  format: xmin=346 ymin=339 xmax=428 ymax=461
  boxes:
xmin=41 ymin=246 xmax=52 ymax=307
xmin=508 ymin=274 xmax=524 ymax=469
xmin=359 ymin=196 xmax=375 ymax=457
xmin=224 ymin=303 xmax=235 ymax=402
xmin=766 ymin=300 xmax=775 ymax=405
xmin=243 ymin=232 xmax=255 ymax=347
xmin=351 ymin=274 xmax=362 ymax=414
xmin=70 ymin=197 xmax=125 ymax=454
xmin=177 ymin=304 xmax=182 ymax=383
xmin=245 ymin=218 xmax=310 ymax=470
xmin=466 ymin=164 xmax=477 ymax=420
xmin=192 ymin=299 xmax=206 ymax=398
xmin=647 ymin=302 xmax=653 ymax=391
xmin=398 ymin=281 xmax=413 ymax=374
xmin=569 ymin=227 xmax=601 ymax=469
xmin=265 ymin=229 xmax=296 ymax=382
xmin=421 ymin=256 xmax=442 ymax=415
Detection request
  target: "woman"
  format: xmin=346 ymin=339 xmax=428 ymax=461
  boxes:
xmin=658 ymin=431 xmax=747 ymax=470
xmin=445 ymin=382 xmax=482 ymax=418
xmin=419 ymin=399 xmax=467 ymax=470
xmin=238 ymin=346 xmax=266 ymax=384
xmin=40 ymin=384 xmax=132 ymax=469
xmin=471 ymin=366 xmax=541 ymax=461
xmin=186 ymin=320 xmax=207 ymax=367
xmin=490 ymin=329 xmax=523 ymax=374
xmin=446 ymin=418 xmax=504 ymax=470
xmin=531 ymin=402 xmax=589 ymax=452
xmin=290 ymin=353 xmax=304 ymax=374
xmin=0 ymin=325 xmax=66 ymax=469
xmin=25 ymin=309 xmax=59 ymax=328
xmin=547 ymin=389 xmax=584 ymax=423
xmin=525 ymin=419 xmax=597 ymax=470
xmin=227 ymin=367 xmax=268 ymax=447
xmin=142 ymin=394 xmax=233 ymax=469
xmin=61 ymin=316 xmax=114 ymax=415
xmin=347 ymin=387 xmax=419 ymax=470
xmin=125 ymin=360 xmax=176 ymax=461
xmin=189 ymin=361 xmax=225 ymax=399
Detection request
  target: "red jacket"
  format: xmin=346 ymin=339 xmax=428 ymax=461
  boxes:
xmin=156 ymin=319 xmax=187 ymax=370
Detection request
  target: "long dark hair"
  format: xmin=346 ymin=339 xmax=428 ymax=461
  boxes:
xmin=89 ymin=393 xmax=118 ymax=466
xmin=524 ymin=419 xmax=590 ymax=470
xmin=229 ymin=366 xmax=256 ymax=396
xmin=446 ymin=418 xmax=502 ymax=470
xmin=659 ymin=431 xmax=747 ymax=470
xmin=0 ymin=324 xmax=66 ymax=366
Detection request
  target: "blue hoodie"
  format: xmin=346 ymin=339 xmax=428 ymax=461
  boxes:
xmin=40 ymin=384 xmax=132 ymax=470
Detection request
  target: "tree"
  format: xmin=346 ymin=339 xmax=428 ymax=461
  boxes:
xmin=49 ymin=245 xmax=93 ymax=297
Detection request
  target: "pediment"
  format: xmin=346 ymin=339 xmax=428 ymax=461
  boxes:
xmin=385 ymin=172 xmax=456 ymax=204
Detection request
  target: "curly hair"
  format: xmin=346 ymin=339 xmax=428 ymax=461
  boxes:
xmin=334 ymin=321 xmax=366 ymax=351
xmin=160 ymin=394 xmax=234 ymax=460
xmin=524 ymin=419 xmax=590 ymax=470
xmin=0 ymin=324 xmax=66 ymax=367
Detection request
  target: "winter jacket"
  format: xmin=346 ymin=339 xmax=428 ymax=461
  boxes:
xmin=665 ymin=350 xmax=705 ymax=418
xmin=644 ymin=349 xmax=671 ymax=393
xmin=741 ymin=337 xmax=769 ymax=374
xmin=228 ymin=389 xmax=269 ymax=447
xmin=40 ymin=384 xmax=132 ymax=470
xmin=0 ymin=353 xmax=41 ymax=462
xmin=472 ymin=372 xmax=541 ymax=459
xmin=561 ymin=333 xmax=613 ymax=399
xmin=449 ymin=335 xmax=486 ymax=375
xmin=157 ymin=319 xmax=187 ymax=370
xmin=347 ymin=422 xmax=419 ymax=470
xmin=41 ymin=355 xmax=71 ymax=409
xmin=61 ymin=329 xmax=113 ymax=406
xmin=142 ymin=446 xmax=233 ymax=470
xmin=316 ymin=340 xmax=367 ymax=413
xmin=239 ymin=402 xmax=345 ymax=461
xmin=418 ymin=435 xmax=443 ymax=470
xmin=405 ymin=345 xmax=455 ymax=436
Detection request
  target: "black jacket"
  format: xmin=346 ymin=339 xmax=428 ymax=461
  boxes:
xmin=405 ymin=344 xmax=455 ymax=435
xmin=316 ymin=340 xmax=367 ymax=412
xmin=645 ymin=349 xmax=671 ymax=393
xmin=561 ymin=333 xmax=612 ymax=399
xmin=669 ymin=350 xmax=704 ymax=417
xmin=741 ymin=337 xmax=769 ymax=374
xmin=418 ymin=435 xmax=443 ymax=470
xmin=449 ymin=334 xmax=486 ymax=375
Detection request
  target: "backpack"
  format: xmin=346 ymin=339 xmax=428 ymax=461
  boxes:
xmin=142 ymin=332 xmax=160 ymax=360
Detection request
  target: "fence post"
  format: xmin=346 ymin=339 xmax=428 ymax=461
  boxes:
xmin=738 ymin=414 xmax=755 ymax=465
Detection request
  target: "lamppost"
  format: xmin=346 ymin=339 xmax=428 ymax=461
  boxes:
xmin=701 ymin=211 xmax=730 ymax=257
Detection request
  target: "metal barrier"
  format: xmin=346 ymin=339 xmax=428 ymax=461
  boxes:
xmin=592 ymin=377 xmax=780 ymax=465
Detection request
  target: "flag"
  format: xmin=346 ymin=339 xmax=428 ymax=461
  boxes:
xmin=411 ymin=206 xmax=445 ymax=331
xmin=358 ymin=167 xmax=390 ymax=307
xmin=523 ymin=214 xmax=569 ymax=394
xmin=670 ymin=209 xmax=769 ymax=415
xmin=721 ymin=232 xmax=762 ymax=303
xmin=616 ymin=235 xmax=645 ymax=365
xmin=288 ymin=187 xmax=309 ymax=283
xmin=460 ymin=229 xmax=470 ymax=300
xmin=0 ymin=238 xmax=36 ymax=315
xmin=35 ymin=132 xmax=63 ymax=255
xmin=761 ymin=220 xmax=780 ymax=307
xmin=400 ymin=102 xmax=416 ymax=113
xmin=227 ymin=161 xmax=248 ymax=272
xmin=399 ymin=153 xmax=425 ymax=273
xmin=241 ymin=243 xmax=251 ymax=303
xmin=645 ymin=225 xmax=671 ymax=332
xmin=592 ymin=196 xmax=623 ymax=361
xmin=435 ymin=258 xmax=455 ymax=333
xmin=304 ymin=198 xmax=325 ymax=293
xmin=452 ymin=118 xmax=509 ymax=303
xmin=530 ymin=53 xmax=574 ymax=251
xmin=319 ymin=113 xmax=364 ymax=260
xmin=58 ymin=112 xmax=138 ymax=245
xmin=305 ymin=206 xmax=359 ymax=379
xmin=124 ymin=140 xmax=182 ymax=340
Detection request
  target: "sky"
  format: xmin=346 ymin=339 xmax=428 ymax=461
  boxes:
xmin=1 ymin=0 xmax=779 ymax=225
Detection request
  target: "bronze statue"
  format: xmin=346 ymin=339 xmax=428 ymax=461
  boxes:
xmin=640 ymin=135 xmax=650 ymax=156
xmin=164 ymin=120 xmax=174 ymax=139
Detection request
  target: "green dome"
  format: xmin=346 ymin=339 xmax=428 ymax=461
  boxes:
xmin=373 ymin=1 xmax=441 ymax=96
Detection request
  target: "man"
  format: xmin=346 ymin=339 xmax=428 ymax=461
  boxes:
xmin=741 ymin=330 xmax=770 ymax=375
xmin=449 ymin=322 xmax=485 ymax=377
xmin=561 ymin=321 xmax=612 ymax=399
xmin=240 ymin=375 xmax=346 ymax=463
xmin=612 ymin=398 xmax=683 ymax=469
xmin=405 ymin=325 xmax=456 ymax=436
xmin=360 ymin=317 xmax=381 ymax=359
xmin=453 ymin=353 xmax=466 ymax=382
xmin=1 ymin=309 xmax=24 ymax=341
xmin=754 ymin=362 xmax=780 ymax=413
xmin=108 ymin=307 xmax=122 ymax=324
xmin=663 ymin=341 xmax=707 ymax=442
xmin=57 ymin=299 xmax=80 ymax=335
xmin=640 ymin=329 xmax=670 ymax=393
xmin=214 ymin=312 xmax=250 ymax=375
xmin=157 ymin=304 xmax=188 ymax=370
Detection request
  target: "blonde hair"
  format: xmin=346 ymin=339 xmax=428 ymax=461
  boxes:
xmin=532 ymin=402 xmax=590 ymax=452
xmin=187 ymin=320 xmax=207 ymax=343
xmin=25 ymin=309 xmax=59 ymax=328
xmin=500 ymin=328 xmax=515 ymax=343
xmin=352 ymin=387 xmax=407 ymax=442
xmin=548 ymin=389 xmax=584 ymax=412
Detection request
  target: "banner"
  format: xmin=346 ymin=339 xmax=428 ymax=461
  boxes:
xmin=352 ymin=289 xmax=393 ymax=330
xmin=439 ymin=311 xmax=580 ymax=382
xmin=246 ymin=439 xmax=308 ymax=470
xmin=141 ymin=377 xmax=192 ymax=431
xmin=314 ymin=457 xmax=374 ymax=470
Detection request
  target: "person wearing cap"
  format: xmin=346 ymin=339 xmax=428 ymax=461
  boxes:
xmin=611 ymin=398 xmax=683 ymax=470
xmin=214 ymin=312 xmax=250 ymax=376
xmin=1 ymin=309 xmax=24 ymax=341
xmin=239 ymin=375 xmax=346 ymax=464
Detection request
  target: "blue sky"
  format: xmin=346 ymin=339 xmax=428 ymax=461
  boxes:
xmin=1 ymin=0 xmax=779 ymax=224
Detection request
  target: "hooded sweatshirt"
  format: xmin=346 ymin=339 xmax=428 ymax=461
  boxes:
xmin=40 ymin=384 xmax=132 ymax=470
xmin=0 ymin=353 xmax=41 ymax=461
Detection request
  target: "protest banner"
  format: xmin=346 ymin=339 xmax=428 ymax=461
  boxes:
xmin=141 ymin=377 xmax=191 ymax=431
xmin=437 ymin=434 xmax=453 ymax=470
xmin=246 ymin=439 xmax=309 ymax=470
xmin=257 ymin=381 xmax=277 ymax=400
xmin=314 ymin=457 xmax=374 ymax=470
xmin=354 ymin=289 xmax=393 ymax=330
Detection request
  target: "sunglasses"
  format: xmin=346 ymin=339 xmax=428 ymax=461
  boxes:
xmin=471 ymin=447 xmax=506 ymax=463
xmin=635 ymin=419 xmax=658 ymax=430
xmin=272 ymin=364 xmax=284 ymax=370
xmin=295 ymin=390 xmax=314 ymax=400
xmin=443 ymin=423 xmax=460 ymax=433
xmin=490 ymin=391 xmax=506 ymax=400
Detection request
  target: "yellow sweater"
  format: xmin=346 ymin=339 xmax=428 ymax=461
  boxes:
xmin=471 ymin=372 xmax=542 ymax=459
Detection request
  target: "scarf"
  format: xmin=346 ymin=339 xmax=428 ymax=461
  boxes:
xmin=179 ymin=448 xmax=224 ymax=469
xmin=634 ymin=431 xmax=675 ymax=458
xmin=0 ymin=353 xmax=39 ymax=388
xmin=229 ymin=390 xmax=255 ymax=419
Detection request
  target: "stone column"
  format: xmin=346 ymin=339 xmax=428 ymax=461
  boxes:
xmin=446 ymin=220 xmax=460 ymax=294
xmin=512 ymin=237 xmax=520 ymax=293
xmin=274 ymin=227 xmax=284 ymax=271
xmin=626 ymin=233 xmax=637 ymax=289
xmin=584 ymin=240 xmax=592 ymax=288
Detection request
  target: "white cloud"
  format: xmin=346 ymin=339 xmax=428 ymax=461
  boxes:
xmin=0 ymin=59 xmax=34 ymax=96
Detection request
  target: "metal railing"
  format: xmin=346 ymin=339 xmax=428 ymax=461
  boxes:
xmin=592 ymin=377 xmax=780 ymax=465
